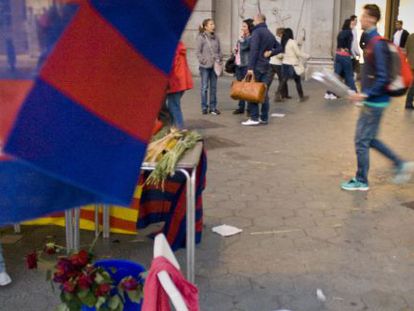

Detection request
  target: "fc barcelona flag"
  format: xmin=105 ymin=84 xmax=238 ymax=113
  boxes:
xmin=0 ymin=0 xmax=197 ymax=225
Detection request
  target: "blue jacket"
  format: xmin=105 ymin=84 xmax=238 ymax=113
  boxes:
xmin=248 ymin=23 xmax=281 ymax=73
xmin=361 ymin=28 xmax=390 ymax=105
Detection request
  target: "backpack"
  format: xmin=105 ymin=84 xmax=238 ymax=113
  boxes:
xmin=367 ymin=36 xmax=413 ymax=97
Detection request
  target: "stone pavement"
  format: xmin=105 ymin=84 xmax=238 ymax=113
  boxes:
xmin=1 ymin=77 xmax=414 ymax=311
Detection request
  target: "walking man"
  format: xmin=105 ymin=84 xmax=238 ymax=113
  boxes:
xmin=242 ymin=13 xmax=282 ymax=126
xmin=392 ymin=20 xmax=409 ymax=49
xmin=405 ymin=33 xmax=414 ymax=110
xmin=342 ymin=4 xmax=414 ymax=191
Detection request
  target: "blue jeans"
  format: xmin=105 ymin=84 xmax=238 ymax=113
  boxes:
xmin=248 ymin=69 xmax=272 ymax=122
xmin=235 ymin=66 xmax=248 ymax=111
xmin=0 ymin=243 xmax=5 ymax=273
xmin=166 ymin=91 xmax=184 ymax=129
xmin=199 ymin=67 xmax=218 ymax=111
xmin=355 ymin=105 xmax=403 ymax=184
xmin=334 ymin=54 xmax=357 ymax=92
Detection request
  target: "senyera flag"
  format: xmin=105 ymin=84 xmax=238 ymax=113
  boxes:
xmin=0 ymin=0 xmax=197 ymax=225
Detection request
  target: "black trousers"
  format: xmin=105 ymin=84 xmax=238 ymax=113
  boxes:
xmin=269 ymin=64 xmax=289 ymax=98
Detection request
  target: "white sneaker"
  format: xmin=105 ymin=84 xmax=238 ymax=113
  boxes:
xmin=0 ymin=272 xmax=11 ymax=286
xmin=393 ymin=162 xmax=414 ymax=184
xmin=329 ymin=94 xmax=338 ymax=100
xmin=324 ymin=93 xmax=331 ymax=99
xmin=241 ymin=119 xmax=260 ymax=126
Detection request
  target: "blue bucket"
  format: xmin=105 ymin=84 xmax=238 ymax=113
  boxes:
xmin=81 ymin=259 xmax=146 ymax=311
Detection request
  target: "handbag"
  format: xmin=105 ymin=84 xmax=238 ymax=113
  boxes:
xmin=214 ymin=61 xmax=223 ymax=76
xmin=230 ymin=74 xmax=267 ymax=103
xmin=293 ymin=62 xmax=305 ymax=76
xmin=205 ymin=34 xmax=223 ymax=76
xmin=225 ymin=54 xmax=236 ymax=74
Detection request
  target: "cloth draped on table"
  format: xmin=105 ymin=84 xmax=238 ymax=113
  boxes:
xmin=137 ymin=151 xmax=207 ymax=251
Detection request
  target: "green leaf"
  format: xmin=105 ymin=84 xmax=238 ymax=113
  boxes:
xmin=95 ymin=272 xmax=104 ymax=284
xmin=55 ymin=303 xmax=69 ymax=311
xmin=80 ymin=291 xmax=97 ymax=307
xmin=77 ymin=289 xmax=89 ymax=299
xmin=95 ymin=296 xmax=106 ymax=310
xmin=126 ymin=289 xmax=142 ymax=303
xmin=108 ymin=295 xmax=121 ymax=310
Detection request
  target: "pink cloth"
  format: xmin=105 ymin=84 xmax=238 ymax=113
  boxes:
xmin=235 ymin=41 xmax=241 ymax=66
xmin=142 ymin=256 xmax=199 ymax=311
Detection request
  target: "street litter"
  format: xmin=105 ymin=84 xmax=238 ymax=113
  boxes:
xmin=271 ymin=113 xmax=286 ymax=118
xmin=316 ymin=288 xmax=327 ymax=302
xmin=212 ymin=224 xmax=243 ymax=237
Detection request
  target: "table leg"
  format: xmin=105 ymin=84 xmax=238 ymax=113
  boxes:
xmin=94 ymin=205 xmax=100 ymax=237
xmin=179 ymin=168 xmax=195 ymax=283
xmin=65 ymin=209 xmax=73 ymax=253
xmin=73 ymin=208 xmax=80 ymax=251
xmin=13 ymin=224 xmax=21 ymax=234
xmin=102 ymin=204 xmax=110 ymax=239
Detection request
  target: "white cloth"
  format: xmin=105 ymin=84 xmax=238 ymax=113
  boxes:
xmin=351 ymin=28 xmax=360 ymax=57
xmin=394 ymin=30 xmax=403 ymax=47
xmin=282 ymin=39 xmax=309 ymax=66
xmin=270 ymin=35 xmax=283 ymax=65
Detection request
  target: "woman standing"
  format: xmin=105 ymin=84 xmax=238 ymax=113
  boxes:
xmin=196 ymin=18 xmax=222 ymax=115
xmin=166 ymin=41 xmax=193 ymax=129
xmin=233 ymin=18 xmax=253 ymax=115
xmin=324 ymin=19 xmax=357 ymax=99
xmin=276 ymin=28 xmax=310 ymax=102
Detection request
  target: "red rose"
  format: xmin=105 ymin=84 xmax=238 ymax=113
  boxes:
xmin=78 ymin=274 xmax=93 ymax=290
xmin=63 ymin=281 xmax=76 ymax=293
xmin=44 ymin=242 xmax=57 ymax=255
xmin=70 ymin=250 xmax=89 ymax=267
xmin=26 ymin=251 xmax=38 ymax=269
xmin=53 ymin=270 xmax=68 ymax=284
xmin=95 ymin=283 xmax=111 ymax=296
xmin=121 ymin=277 xmax=139 ymax=291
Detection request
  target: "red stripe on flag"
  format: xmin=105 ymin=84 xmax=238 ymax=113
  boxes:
xmin=40 ymin=3 xmax=168 ymax=142
xmin=0 ymin=80 xmax=34 ymax=145
xmin=182 ymin=0 xmax=197 ymax=9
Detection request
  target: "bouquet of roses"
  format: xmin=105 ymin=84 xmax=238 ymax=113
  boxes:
xmin=50 ymin=250 xmax=143 ymax=311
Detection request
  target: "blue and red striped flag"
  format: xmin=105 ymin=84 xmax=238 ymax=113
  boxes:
xmin=0 ymin=0 xmax=197 ymax=225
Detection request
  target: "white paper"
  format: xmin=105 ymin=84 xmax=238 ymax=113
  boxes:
xmin=212 ymin=224 xmax=243 ymax=237
xmin=316 ymin=288 xmax=327 ymax=302
xmin=312 ymin=69 xmax=354 ymax=97
xmin=271 ymin=113 xmax=286 ymax=118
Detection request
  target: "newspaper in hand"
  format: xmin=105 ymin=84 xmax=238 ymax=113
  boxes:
xmin=312 ymin=68 xmax=355 ymax=97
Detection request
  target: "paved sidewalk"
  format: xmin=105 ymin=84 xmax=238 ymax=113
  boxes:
xmin=1 ymin=77 xmax=414 ymax=311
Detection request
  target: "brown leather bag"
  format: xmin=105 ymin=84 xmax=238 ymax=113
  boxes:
xmin=230 ymin=74 xmax=267 ymax=103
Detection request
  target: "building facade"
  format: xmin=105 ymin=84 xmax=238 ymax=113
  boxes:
xmin=183 ymin=0 xmax=356 ymax=77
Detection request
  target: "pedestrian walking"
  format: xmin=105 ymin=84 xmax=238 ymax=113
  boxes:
xmin=233 ymin=18 xmax=253 ymax=115
xmin=343 ymin=4 xmax=414 ymax=191
xmin=0 ymin=243 xmax=12 ymax=286
xmin=269 ymin=27 xmax=289 ymax=101
xmin=350 ymin=15 xmax=361 ymax=79
xmin=166 ymin=41 xmax=194 ymax=129
xmin=325 ymin=19 xmax=357 ymax=100
xmin=196 ymin=18 xmax=222 ymax=115
xmin=275 ymin=28 xmax=309 ymax=103
xmin=392 ymin=20 xmax=409 ymax=49
xmin=405 ymin=33 xmax=414 ymax=110
xmin=241 ymin=13 xmax=282 ymax=126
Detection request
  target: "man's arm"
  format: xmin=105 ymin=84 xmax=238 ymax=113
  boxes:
xmin=365 ymin=41 xmax=389 ymax=98
xmin=247 ymin=33 xmax=259 ymax=70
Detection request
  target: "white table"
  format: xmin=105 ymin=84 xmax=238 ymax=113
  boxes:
xmin=65 ymin=141 xmax=203 ymax=283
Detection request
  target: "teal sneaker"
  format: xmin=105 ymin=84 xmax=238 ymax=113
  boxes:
xmin=393 ymin=162 xmax=414 ymax=184
xmin=341 ymin=178 xmax=369 ymax=191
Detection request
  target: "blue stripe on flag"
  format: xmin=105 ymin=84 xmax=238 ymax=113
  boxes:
xmin=90 ymin=0 xmax=191 ymax=74
xmin=0 ymin=159 xmax=101 ymax=225
xmin=5 ymin=79 xmax=145 ymax=206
